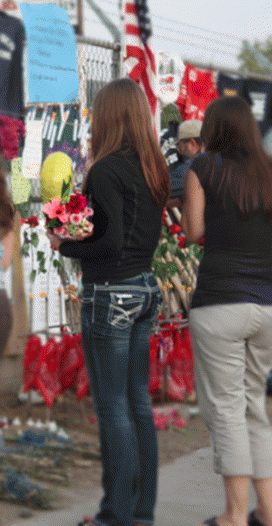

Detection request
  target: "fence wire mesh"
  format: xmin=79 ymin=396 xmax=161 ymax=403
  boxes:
xmin=18 ymin=37 xmax=121 ymax=217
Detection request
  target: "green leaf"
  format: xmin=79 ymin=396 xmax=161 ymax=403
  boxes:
xmin=31 ymin=232 xmax=39 ymax=248
xmin=21 ymin=244 xmax=30 ymax=256
xmin=61 ymin=177 xmax=71 ymax=203
xmin=30 ymin=269 xmax=37 ymax=283
xmin=159 ymin=243 xmax=168 ymax=257
xmin=168 ymin=243 xmax=179 ymax=255
xmin=37 ymin=251 xmax=45 ymax=261
xmin=46 ymin=218 xmax=60 ymax=229
xmin=166 ymin=261 xmax=178 ymax=276
xmin=160 ymin=265 xmax=169 ymax=282
xmin=161 ymin=225 xmax=169 ymax=237
xmin=53 ymin=259 xmax=61 ymax=268
xmin=176 ymin=250 xmax=186 ymax=263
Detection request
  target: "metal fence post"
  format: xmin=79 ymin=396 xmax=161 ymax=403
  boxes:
xmin=111 ymin=44 xmax=121 ymax=80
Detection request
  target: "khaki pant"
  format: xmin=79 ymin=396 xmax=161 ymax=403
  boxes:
xmin=189 ymin=303 xmax=272 ymax=478
xmin=0 ymin=289 xmax=12 ymax=359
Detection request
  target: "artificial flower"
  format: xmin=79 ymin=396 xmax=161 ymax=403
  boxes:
xmin=54 ymin=226 xmax=71 ymax=238
xmin=26 ymin=215 xmax=39 ymax=228
xmin=0 ymin=116 xmax=25 ymax=160
xmin=178 ymin=235 xmax=186 ymax=248
xmin=161 ymin=208 xmax=168 ymax=225
xmin=66 ymin=194 xmax=87 ymax=214
xmin=169 ymin=224 xmax=182 ymax=235
xmin=82 ymin=222 xmax=94 ymax=235
xmin=70 ymin=213 xmax=83 ymax=225
xmin=43 ymin=199 xmax=69 ymax=223
xmin=82 ymin=207 xmax=94 ymax=219
xmin=76 ymin=228 xmax=85 ymax=241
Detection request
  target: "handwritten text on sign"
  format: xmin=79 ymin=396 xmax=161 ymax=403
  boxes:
xmin=20 ymin=3 xmax=79 ymax=103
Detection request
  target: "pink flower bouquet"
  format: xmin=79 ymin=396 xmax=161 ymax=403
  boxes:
xmin=43 ymin=181 xmax=94 ymax=241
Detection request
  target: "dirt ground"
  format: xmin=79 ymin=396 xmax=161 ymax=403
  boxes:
xmin=0 ymin=390 xmax=272 ymax=525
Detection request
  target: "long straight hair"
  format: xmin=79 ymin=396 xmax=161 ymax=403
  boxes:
xmin=82 ymin=78 xmax=170 ymax=208
xmin=0 ymin=158 xmax=15 ymax=238
xmin=201 ymin=96 xmax=272 ymax=214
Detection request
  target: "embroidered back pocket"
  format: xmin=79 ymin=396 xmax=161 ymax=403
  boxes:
xmin=108 ymin=292 xmax=145 ymax=329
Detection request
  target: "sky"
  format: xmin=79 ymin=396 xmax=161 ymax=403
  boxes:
xmin=83 ymin=0 xmax=272 ymax=71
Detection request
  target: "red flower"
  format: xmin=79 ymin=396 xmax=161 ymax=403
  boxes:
xmin=178 ymin=235 xmax=186 ymax=248
xmin=169 ymin=224 xmax=182 ymax=235
xmin=161 ymin=208 xmax=168 ymax=225
xmin=26 ymin=215 xmax=39 ymax=228
xmin=0 ymin=116 xmax=25 ymax=160
xmin=20 ymin=218 xmax=26 ymax=225
xmin=198 ymin=237 xmax=205 ymax=246
xmin=66 ymin=194 xmax=88 ymax=214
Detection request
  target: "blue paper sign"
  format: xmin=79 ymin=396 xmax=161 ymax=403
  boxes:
xmin=21 ymin=3 xmax=79 ymax=103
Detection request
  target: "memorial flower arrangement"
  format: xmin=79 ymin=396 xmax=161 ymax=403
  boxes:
xmin=151 ymin=207 xmax=204 ymax=315
xmin=43 ymin=180 xmax=94 ymax=241
xmin=0 ymin=115 xmax=25 ymax=160
xmin=21 ymin=181 xmax=94 ymax=283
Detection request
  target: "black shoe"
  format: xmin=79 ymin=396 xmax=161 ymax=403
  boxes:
xmin=248 ymin=510 xmax=265 ymax=526
xmin=204 ymin=518 xmax=219 ymax=526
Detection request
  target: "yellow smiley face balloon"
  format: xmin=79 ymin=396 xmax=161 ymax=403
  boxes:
xmin=41 ymin=152 xmax=74 ymax=203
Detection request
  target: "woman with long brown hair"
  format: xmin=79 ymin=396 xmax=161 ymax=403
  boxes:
xmin=181 ymin=96 xmax=272 ymax=526
xmin=0 ymin=160 xmax=15 ymax=358
xmin=48 ymin=78 xmax=170 ymax=526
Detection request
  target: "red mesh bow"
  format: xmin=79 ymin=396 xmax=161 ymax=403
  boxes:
xmin=76 ymin=341 xmax=90 ymax=401
xmin=149 ymin=334 xmax=163 ymax=395
xmin=23 ymin=335 xmax=43 ymax=393
xmin=36 ymin=338 xmax=61 ymax=407
xmin=59 ymin=333 xmax=83 ymax=394
xmin=170 ymin=327 xmax=195 ymax=395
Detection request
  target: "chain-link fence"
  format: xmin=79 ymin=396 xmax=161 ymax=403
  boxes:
xmin=77 ymin=36 xmax=121 ymax=105
xmin=17 ymin=36 xmax=121 ymax=218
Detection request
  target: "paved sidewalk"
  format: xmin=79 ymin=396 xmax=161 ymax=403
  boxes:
xmin=9 ymin=447 xmax=257 ymax=526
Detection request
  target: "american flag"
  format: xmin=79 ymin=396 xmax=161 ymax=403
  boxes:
xmin=124 ymin=0 xmax=157 ymax=116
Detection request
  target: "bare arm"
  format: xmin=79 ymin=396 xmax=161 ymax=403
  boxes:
xmin=1 ymin=230 xmax=15 ymax=271
xmin=181 ymin=169 xmax=206 ymax=243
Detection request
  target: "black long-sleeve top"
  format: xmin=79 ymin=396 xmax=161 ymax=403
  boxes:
xmin=60 ymin=151 xmax=163 ymax=284
xmin=0 ymin=12 xmax=25 ymax=120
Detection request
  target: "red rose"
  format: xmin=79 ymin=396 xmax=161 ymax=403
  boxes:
xmin=198 ymin=237 xmax=205 ymax=246
xmin=26 ymin=215 xmax=39 ymax=228
xmin=169 ymin=224 xmax=182 ymax=235
xmin=178 ymin=235 xmax=186 ymax=248
xmin=20 ymin=218 xmax=26 ymax=225
xmin=66 ymin=194 xmax=87 ymax=213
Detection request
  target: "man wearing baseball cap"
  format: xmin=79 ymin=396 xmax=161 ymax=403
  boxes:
xmin=168 ymin=119 xmax=204 ymax=207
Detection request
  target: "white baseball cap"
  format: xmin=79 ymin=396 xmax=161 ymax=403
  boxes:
xmin=178 ymin=119 xmax=202 ymax=141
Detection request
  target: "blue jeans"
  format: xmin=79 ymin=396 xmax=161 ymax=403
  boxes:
xmin=81 ymin=271 xmax=162 ymax=526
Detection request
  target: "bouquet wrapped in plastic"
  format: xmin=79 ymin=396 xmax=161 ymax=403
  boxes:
xmin=43 ymin=179 xmax=94 ymax=241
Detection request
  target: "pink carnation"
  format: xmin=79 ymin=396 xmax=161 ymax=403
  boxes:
xmin=82 ymin=207 xmax=94 ymax=218
xmin=66 ymin=194 xmax=87 ymax=213
xmin=70 ymin=213 xmax=83 ymax=225
xmin=84 ymin=222 xmax=94 ymax=235
xmin=54 ymin=226 xmax=73 ymax=239
xmin=76 ymin=229 xmax=85 ymax=241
